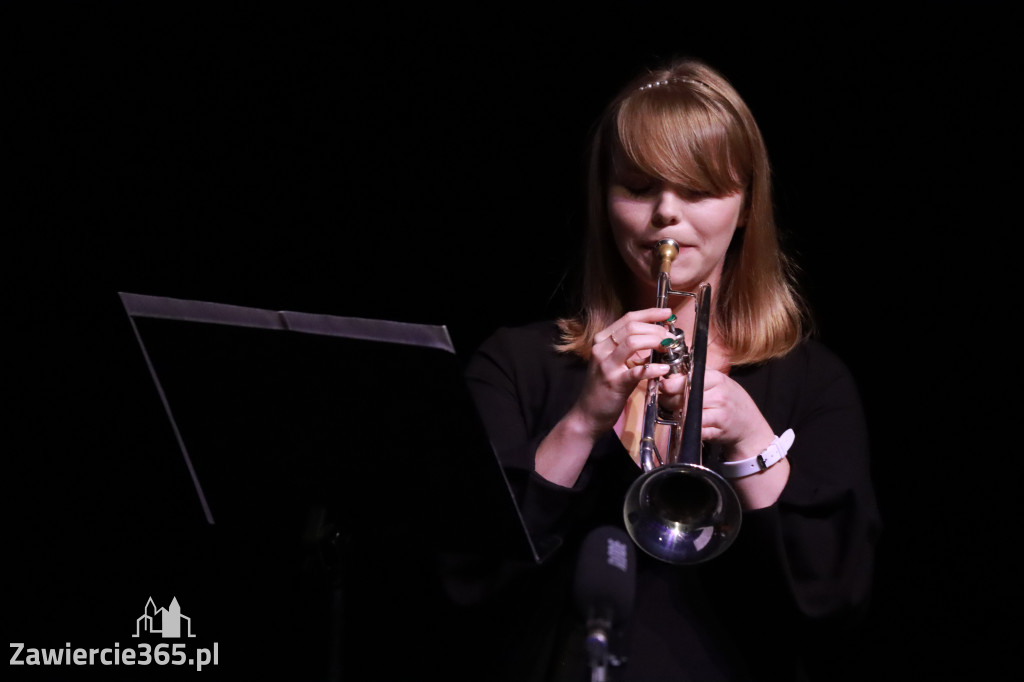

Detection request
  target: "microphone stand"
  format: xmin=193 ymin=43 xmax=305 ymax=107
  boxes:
xmin=584 ymin=620 xmax=610 ymax=682
xmin=584 ymin=616 xmax=625 ymax=682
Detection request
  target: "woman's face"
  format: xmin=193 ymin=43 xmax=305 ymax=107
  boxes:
xmin=607 ymin=149 xmax=743 ymax=304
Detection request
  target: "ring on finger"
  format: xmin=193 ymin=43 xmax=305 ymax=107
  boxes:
xmin=610 ymin=332 xmax=620 ymax=345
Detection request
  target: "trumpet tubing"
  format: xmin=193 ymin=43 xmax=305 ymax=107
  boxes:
xmin=622 ymin=239 xmax=742 ymax=565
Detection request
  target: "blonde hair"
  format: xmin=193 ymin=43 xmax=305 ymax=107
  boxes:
xmin=557 ymin=59 xmax=807 ymax=366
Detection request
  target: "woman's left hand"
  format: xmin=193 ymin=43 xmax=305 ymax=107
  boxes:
xmin=658 ymin=366 xmax=789 ymax=509
xmin=699 ymin=368 xmax=775 ymax=460
xmin=660 ymin=367 xmax=775 ymax=461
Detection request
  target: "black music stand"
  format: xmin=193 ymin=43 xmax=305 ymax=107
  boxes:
xmin=119 ymin=292 xmax=537 ymax=681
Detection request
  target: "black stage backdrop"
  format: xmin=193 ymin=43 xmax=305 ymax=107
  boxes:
xmin=12 ymin=5 xmax=1018 ymax=681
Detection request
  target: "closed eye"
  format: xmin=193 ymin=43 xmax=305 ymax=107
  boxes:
xmin=678 ymin=188 xmax=713 ymax=201
xmin=622 ymin=181 xmax=657 ymax=197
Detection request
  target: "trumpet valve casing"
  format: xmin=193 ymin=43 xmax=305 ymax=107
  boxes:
xmin=654 ymin=331 xmax=689 ymax=375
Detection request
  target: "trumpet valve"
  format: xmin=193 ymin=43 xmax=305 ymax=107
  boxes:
xmin=654 ymin=331 xmax=688 ymax=374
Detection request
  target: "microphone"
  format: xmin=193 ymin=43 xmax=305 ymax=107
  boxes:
xmin=573 ymin=526 xmax=636 ymax=681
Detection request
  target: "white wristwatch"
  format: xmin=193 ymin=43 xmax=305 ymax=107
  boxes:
xmin=719 ymin=429 xmax=795 ymax=479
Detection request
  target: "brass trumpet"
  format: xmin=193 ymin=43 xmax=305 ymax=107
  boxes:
xmin=622 ymin=239 xmax=742 ymax=564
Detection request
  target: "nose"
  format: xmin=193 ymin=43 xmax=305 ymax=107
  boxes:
xmin=652 ymin=189 xmax=684 ymax=228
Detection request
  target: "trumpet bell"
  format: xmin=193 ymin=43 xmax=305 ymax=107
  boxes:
xmin=623 ymin=463 xmax=742 ymax=565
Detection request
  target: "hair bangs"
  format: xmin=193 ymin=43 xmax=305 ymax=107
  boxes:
xmin=615 ymin=88 xmax=749 ymax=197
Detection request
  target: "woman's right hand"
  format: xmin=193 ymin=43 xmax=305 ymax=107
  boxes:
xmin=535 ymin=308 xmax=675 ymax=487
xmin=573 ymin=307 xmax=676 ymax=437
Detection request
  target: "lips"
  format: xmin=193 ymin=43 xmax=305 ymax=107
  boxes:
xmin=645 ymin=242 xmax=696 ymax=259
xmin=645 ymin=240 xmax=695 ymax=250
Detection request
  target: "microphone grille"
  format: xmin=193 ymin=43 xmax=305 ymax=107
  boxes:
xmin=573 ymin=526 xmax=636 ymax=625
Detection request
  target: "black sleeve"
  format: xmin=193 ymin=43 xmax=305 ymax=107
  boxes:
xmin=710 ymin=341 xmax=882 ymax=676
xmin=778 ymin=342 xmax=880 ymax=620
xmin=463 ymin=322 xmax=593 ymax=561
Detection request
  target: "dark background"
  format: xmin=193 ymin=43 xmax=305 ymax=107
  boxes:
xmin=12 ymin=4 xmax=1018 ymax=680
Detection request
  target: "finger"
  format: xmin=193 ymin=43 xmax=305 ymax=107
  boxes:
xmin=701 ymin=368 xmax=727 ymax=388
xmin=701 ymin=425 xmax=724 ymax=442
xmin=597 ymin=330 xmax=672 ymax=370
xmin=615 ymin=331 xmax=672 ymax=360
xmin=699 ymin=386 xmax=729 ymax=413
xmin=619 ymin=307 xmax=675 ymax=325
xmin=700 ymin=404 xmax=726 ymax=438
xmin=604 ymin=348 xmax=671 ymax=382
xmin=630 ymin=362 xmax=671 ymax=382
xmin=659 ymin=372 xmax=687 ymax=394
xmin=595 ymin=308 xmax=674 ymax=345
xmin=625 ymin=349 xmax=658 ymax=369
xmin=596 ymin=327 xmax=667 ymax=354
xmin=594 ymin=329 xmax=660 ymax=362
xmin=617 ymin=318 xmax=677 ymax=340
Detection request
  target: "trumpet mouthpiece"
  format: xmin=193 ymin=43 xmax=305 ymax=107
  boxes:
xmin=656 ymin=239 xmax=678 ymax=273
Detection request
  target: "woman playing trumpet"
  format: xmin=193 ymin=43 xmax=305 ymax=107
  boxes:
xmin=465 ymin=57 xmax=880 ymax=680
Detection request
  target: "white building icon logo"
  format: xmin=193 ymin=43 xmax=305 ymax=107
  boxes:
xmin=132 ymin=597 xmax=196 ymax=638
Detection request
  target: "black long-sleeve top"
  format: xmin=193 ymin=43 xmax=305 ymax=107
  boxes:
xmin=463 ymin=320 xmax=881 ymax=681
